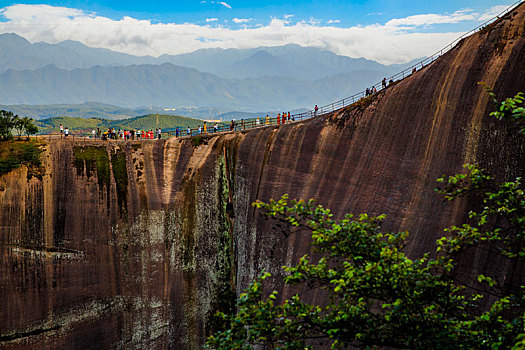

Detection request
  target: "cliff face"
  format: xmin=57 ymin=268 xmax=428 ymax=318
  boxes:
xmin=1 ymin=5 xmax=525 ymax=349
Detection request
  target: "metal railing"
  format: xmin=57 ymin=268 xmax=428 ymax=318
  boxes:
xmin=291 ymin=0 xmax=524 ymax=120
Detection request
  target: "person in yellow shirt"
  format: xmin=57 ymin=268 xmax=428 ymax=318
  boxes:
xmin=266 ymin=115 xmax=269 ymax=125
xmin=203 ymin=121 xmax=207 ymax=133
xmin=277 ymin=113 xmax=281 ymax=125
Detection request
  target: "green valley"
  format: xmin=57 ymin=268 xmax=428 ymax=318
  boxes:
xmin=36 ymin=114 xmax=211 ymax=135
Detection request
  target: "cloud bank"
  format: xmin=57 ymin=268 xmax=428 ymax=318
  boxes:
xmin=232 ymin=17 xmax=251 ymax=24
xmin=0 ymin=3 xmax=512 ymax=64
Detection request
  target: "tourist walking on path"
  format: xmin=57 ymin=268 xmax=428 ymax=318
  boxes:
xmin=187 ymin=127 xmax=191 ymax=136
xmin=203 ymin=122 xmax=207 ymax=133
xmin=157 ymin=128 xmax=162 ymax=139
xmin=214 ymin=123 xmax=218 ymax=133
xmin=314 ymin=105 xmax=319 ymax=116
xmin=64 ymin=127 xmax=69 ymax=139
xmin=382 ymin=78 xmax=387 ymax=89
xmin=256 ymin=117 xmax=260 ymax=126
xmin=266 ymin=115 xmax=269 ymax=125
xmin=241 ymin=119 xmax=245 ymax=130
xmin=277 ymin=113 xmax=281 ymax=125
xmin=176 ymin=127 xmax=180 ymax=137
xmin=282 ymin=112 xmax=286 ymax=125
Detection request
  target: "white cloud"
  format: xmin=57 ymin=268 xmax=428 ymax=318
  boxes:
xmin=206 ymin=18 xmax=218 ymax=22
xmin=232 ymin=18 xmax=251 ymax=24
xmin=478 ymin=5 xmax=509 ymax=22
xmin=0 ymin=4 xmax=507 ymax=65
xmin=307 ymin=17 xmax=321 ymax=25
xmin=327 ymin=19 xmax=340 ymax=24
xmin=283 ymin=14 xmax=294 ymax=19
xmin=385 ymin=9 xmax=476 ymax=27
xmin=218 ymin=2 xmax=232 ymax=9
xmin=200 ymin=1 xmax=232 ymax=9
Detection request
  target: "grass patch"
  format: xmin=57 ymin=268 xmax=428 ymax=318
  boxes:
xmin=191 ymin=135 xmax=205 ymax=147
xmin=0 ymin=140 xmax=44 ymax=178
xmin=111 ymin=149 xmax=128 ymax=214
xmin=350 ymin=94 xmax=376 ymax=112
xmin=72 ymin=146 xmax=110 ymax=191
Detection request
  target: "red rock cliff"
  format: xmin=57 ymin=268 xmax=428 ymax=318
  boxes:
xmin=1 ymin=4 xmax=525 ymax=349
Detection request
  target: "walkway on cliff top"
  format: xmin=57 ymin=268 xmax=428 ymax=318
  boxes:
xmin=167 ymin=0 xmax=525 ymax=139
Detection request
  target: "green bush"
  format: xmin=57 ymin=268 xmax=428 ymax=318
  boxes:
xmin=206 ymin=92 xmax=525 ymax=349
xmin=0 ymin=141 xmax=44 ymax=177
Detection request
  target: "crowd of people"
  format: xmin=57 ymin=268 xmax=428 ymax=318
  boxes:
xmin=91 ymin=128 xmax=163 ymax=140
xmin=58 ymin=123 xmax=164 ymax=141
xmin=171 ymin=112 xmax=295 ymax=138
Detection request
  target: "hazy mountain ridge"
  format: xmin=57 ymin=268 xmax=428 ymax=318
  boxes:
xmin=0 ymin=33 xmax=423 ymax=115
xmin=0 ymin=33 xmax=420 ymax=79
xmin=0 ymin=62 xmax=393 ymax=111
xmin=0 ymin=33 xmax=158 ymax=73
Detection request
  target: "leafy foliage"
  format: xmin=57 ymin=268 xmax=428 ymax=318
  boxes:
xmin=206 ymin=93 xmax=525 ymax=349
xmin=0 ymin=110 xmax=16 ymax=140
xmin=481 ymin=83 xmax=525 ymax=134
xmin=0 ymin=140 xmax=44 ymax=177
xmin=0 ymin=110 xmax=38 ymax=140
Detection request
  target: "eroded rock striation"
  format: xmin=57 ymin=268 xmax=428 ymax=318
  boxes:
xmin=1 ymin=5 xmax=525 ymax=349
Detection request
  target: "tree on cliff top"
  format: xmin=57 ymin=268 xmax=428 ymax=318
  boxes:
xmin=0 ymin=110 xmax=16 ymax=140
xmin=13 ymin=116 xmax=38 ymax=139
xmin=205 ymin=93 xmax=525 ymax=349
xmin=0 ymin=110 xmax=38 ymax=140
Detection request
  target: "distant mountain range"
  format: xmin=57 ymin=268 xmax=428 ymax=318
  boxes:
xmin=0 ymin=102 xmax=308 ymax=121
xmin=0 ymin=33 xmax=423 ymax=115
xmin=0 ymin=63 xmax=397 ymax=111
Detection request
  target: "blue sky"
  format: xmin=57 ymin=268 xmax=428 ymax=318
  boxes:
xmin=0 ymin=1 xmax=518 ymax=63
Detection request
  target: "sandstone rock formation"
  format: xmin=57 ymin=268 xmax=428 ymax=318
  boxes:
xmin=1 ymin=4 xmax=525 ymax=349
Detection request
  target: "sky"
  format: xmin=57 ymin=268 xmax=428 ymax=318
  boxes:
xmin=0 ymin=1 xmax=519 ymax=64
